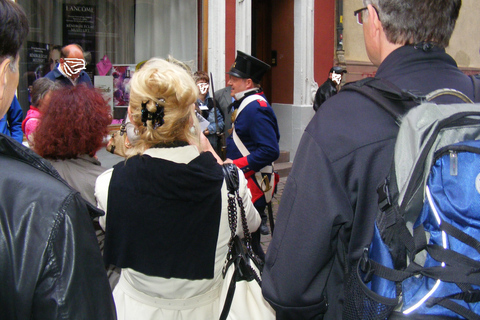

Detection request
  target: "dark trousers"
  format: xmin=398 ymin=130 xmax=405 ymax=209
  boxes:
xmin=252 ymin=204 xmax=267 ymax=261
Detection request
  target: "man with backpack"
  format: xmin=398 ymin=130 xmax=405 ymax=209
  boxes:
xmin=262 ymin=1 xmax=476 ymax=319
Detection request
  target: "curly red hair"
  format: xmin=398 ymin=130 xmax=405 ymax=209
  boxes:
xmin=34 ymin=85 xmax=112 ymax=159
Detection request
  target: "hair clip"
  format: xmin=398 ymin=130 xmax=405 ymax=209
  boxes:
xmin=141 ymin=100 xmax=165 ymax=128
xmin=141 ymin=101 xmax=149 ymax=126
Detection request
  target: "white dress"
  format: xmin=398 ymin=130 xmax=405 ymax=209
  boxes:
xmin=95 ymin=145 xmax=260 ymax=320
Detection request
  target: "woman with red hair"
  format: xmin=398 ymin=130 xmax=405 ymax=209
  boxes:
xmin=34 ymin=84 xmax=112 ymax=205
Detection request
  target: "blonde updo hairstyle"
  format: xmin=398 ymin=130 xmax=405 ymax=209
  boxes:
xmin=128 ymin=58 xmax=200 ymax=155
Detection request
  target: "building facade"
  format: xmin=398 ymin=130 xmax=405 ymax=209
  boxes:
xmin=15 ymin=0 xmax=480 ymax=159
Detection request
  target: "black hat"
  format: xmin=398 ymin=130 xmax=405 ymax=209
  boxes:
xmin=227 ymin=51 xmax=271 ymax=84
xmin=330 ymin=66 xmax=347 ymax=74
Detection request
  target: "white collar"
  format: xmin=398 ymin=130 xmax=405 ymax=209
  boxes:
xmin=143 ymin=145 xmax=200 ymax=164
xmin=234 ymin=88 xmax=259 ymax=101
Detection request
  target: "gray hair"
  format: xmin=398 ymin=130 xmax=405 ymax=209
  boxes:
xmin=364 ymin=0 xmax=461 ymax=48
xmin=31 ymin=78 xmax=60 ymax=107
xmin=7 ymin=56 xmax=17 ymax=72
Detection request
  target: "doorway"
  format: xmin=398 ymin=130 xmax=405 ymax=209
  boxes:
xmin=252 ymin=0 xmax=294 ymax=105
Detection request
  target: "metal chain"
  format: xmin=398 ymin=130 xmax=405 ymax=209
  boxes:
xmin=223 ymin=192 xmax=237 ymax=276
xmin=235 ymin=189 xmax=262 ymax=284
xmin=235 ymin=190 xmax=252 ymax=249
xmin=222 ymin=164 xmax=262 ymax=284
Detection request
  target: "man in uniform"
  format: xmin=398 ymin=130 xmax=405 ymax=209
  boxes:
xmin=263 ymin=0 xmax=472 ymax=319
xmin=225 ymin=51 xmax=280 ymax=261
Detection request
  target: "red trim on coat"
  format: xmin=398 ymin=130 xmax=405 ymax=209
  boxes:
xmin=233 ymin=157 xmax=254 ymax=178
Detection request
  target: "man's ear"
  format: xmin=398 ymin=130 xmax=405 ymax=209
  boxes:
xmin=367 ymin=4 xmax=382 ymax=31
xmin=245 ymin=78 xmax=254 ymax=89
xmin=363 ymin=4 xmax=383 ymax=50
xmin=0 ymin=59 xmax=11 ymax=101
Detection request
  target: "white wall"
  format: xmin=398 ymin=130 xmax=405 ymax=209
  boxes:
xmin=273 ymin=103 xmax=315 ymax=162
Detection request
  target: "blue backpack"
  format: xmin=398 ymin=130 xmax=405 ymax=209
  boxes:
xmin=343 ymin=76 xmax=480 ymax=319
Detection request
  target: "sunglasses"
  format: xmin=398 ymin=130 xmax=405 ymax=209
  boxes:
xmin=354 ymin=6 xmax=380 ymax=25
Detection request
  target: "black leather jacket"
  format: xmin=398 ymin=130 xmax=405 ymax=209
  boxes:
xmin=313 ymin=78 xmax=338 ymax=112
xmin=0 ymin=134 xmax=116 ymax=319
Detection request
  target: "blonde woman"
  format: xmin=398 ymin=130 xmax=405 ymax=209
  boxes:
xmin=95 ymin=58 xmax=260 ymax=319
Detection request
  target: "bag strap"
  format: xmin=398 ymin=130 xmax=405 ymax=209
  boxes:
xmin=470 ymin=74 xmax=480 ymax=102
xmin=343 ymin=76 xmax=478 ymax=121
xmin=221 ymin=163 xmax=256 ymax=260
xmin=220 ymin=163 xmax=263 ymax=320
xmin=341 ymin=77 xmax=414 ymax=120
xmin=219 ymin=265 xmax=238 ymax=320
xmin=222 ymin=163 xmax=240 ymax=194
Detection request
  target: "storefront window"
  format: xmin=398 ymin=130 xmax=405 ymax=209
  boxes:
xmin=16 ymin=0 xmax=197 ymax=120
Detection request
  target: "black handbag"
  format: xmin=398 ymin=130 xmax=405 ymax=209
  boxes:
xmin=106 ymin=119 xmax=130 ymax=157
xmin=219 ymin=163 xmax=275 ymax=320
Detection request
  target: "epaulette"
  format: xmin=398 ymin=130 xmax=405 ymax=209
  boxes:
xmin=257 ymin=99 xmax=267 ymax=107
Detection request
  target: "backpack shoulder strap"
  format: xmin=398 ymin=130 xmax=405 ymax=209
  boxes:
xmin=341 ymin=77 xmax=416 ymax=120
xmin=469 ymin=74 xmax=480 ymax=102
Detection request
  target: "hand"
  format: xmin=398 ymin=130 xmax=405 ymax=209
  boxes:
xmin=204 ymin=129 xmax=210 ymax=135
xmin=200 ymin=132 xmax=223 ymax=165
xmin=223 ymin=158 xmax=233 ymax=164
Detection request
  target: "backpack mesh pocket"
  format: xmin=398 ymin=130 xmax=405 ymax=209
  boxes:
xmin=343 ymin=262 xmax=398 ymax=320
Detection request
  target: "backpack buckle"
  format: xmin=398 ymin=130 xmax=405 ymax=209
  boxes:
xmin=464 ymin=290 xmax=480 ymax=303
xmin=360 ymin=248 xmax=374 ymax=282
xmin=377 ymin=179 xmax=392 ymax=212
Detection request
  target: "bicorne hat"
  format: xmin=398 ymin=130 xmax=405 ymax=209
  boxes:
xmin=227 ymin=51 xmax=271 ymax=84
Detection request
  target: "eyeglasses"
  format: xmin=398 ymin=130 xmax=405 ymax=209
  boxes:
xmin=354 ymin=6 xmax=380 ymax=25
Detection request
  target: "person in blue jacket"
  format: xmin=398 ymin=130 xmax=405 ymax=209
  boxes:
xmin=44 ymin=43 xmax=92 ymax=87
xmin=0 ymin=95 xmax=23 ymax=143
xmin=225 ymin=50 xmax=280 ymax=261
xmin=194 ymin=70 xmax=225 ymax=155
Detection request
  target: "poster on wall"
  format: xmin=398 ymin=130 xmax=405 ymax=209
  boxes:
xmin=26 ymin=41 xmax=49 ymax=80
xmin=111 ymin=65 xmax=136 ymax=120
xmin=62 ymin=4 xmax=96 ymax=81
xmin=94 ymin=75 xmax=114 ymax=115
xmin=25 ymin=41 xmax=50 ymax=102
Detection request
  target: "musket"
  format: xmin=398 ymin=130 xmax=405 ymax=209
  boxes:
xmin=209 ymin=72 xmax=219 ymax=135
xmin=209 ymin=72 xmax=226 ymax=160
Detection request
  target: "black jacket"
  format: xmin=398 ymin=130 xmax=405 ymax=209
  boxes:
xmin=313 ymin=78 xmax=337 ymax=112
xmin=0 ymin=134 xmax=116 ymax=319
xmin=263 ymin=45 xmax=478 ymax=320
